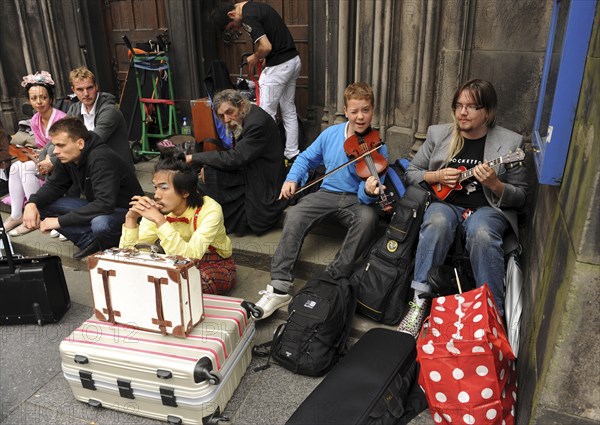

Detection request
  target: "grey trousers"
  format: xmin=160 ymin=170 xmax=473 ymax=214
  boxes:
xmin=270 ymin=190 xmax=379 ymax=293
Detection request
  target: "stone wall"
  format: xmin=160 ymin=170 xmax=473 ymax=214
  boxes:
xmin=517 ymin=7 xmax=600 ymax=424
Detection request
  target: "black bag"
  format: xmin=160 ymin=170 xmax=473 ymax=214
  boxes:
xmin=0 ymin=215 xmax=70 ymax=325
xmin=286 ymin=328 xmax=428 ymax=425
xmin=426 ymin=218 xmax=476 ymax=297
xmin=351 ymin=184 xmax=430 ymax=325
xmin=270 ymin=271 xmax=356 ymax=377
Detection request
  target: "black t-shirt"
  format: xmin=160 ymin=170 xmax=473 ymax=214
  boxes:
xmin=445 ymin=136 xmax=488 ymax=209
xmin=242 ymin=2 xmax=299 ymax=67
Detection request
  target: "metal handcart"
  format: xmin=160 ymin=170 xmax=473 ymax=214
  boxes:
xmin=122 ymin=35 xmax=178 ymax=162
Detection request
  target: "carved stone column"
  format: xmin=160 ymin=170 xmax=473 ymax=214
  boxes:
xmin=320 ymin=0 xmax=341 ymax=131
xmin=334 ymin=0 xmax=350 ymax=124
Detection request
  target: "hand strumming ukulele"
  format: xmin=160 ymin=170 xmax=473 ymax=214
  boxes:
xmin=431 ymin=148 xmax=525 ymax=200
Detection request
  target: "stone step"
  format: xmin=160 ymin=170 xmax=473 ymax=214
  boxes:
xmin=1 ymin=157 xmax=395 ymax=338
xmin=2 ymin=210 xmax=395 ymax=339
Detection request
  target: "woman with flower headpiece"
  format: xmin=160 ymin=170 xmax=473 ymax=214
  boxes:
xmin=5 ymin=71 xmax=66 ymax=236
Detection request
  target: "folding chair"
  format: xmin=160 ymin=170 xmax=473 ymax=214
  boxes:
xmin=123 ymin=35 xmax=178 ymax=162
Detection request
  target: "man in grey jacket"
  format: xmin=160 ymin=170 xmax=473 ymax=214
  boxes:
xmin=67 ymin=67 xmax=133 ymax=170
xmin=398 ymin=79 xmax=527 ymax=338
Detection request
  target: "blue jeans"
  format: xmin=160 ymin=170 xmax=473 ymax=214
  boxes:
xmin=40 ymin=197 xmax=127 ymax=250
xmin=271 ymin=190 xmax=379 ymax=293
xmin=412 ymin=202 xmax=509 ymax=315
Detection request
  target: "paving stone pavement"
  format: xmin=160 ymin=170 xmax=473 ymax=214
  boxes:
xmin=0 ymin=263 xmax=434 ymax=425
xmin=0 ymin=155 xmax=435 ymax=424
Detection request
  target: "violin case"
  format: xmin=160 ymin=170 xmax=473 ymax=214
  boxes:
xmin=87 ymin=248 xmax=204 ymax=338
xmin=350 ymin=184 xmax=431 ymax=325
xmin=286 ymin=328 xmax=427 ymax=425
xmin=0 ymin=214 xmax=70 ymax=325
xmin=60 ymin=294 xmax=256 ymax=425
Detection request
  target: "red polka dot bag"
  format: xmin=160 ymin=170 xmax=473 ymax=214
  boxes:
xmin=416 ymin=284 xmax=517 ymax=424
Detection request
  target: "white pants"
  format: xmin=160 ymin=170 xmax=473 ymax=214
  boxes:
xmin=258 ymin=55 xmax=301 ymax=159
xmin=9 ymin=160 xmax=41 ymax=218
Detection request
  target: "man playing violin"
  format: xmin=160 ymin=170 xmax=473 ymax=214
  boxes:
xmin=254 ymin=82 xmax=388 ymax=319
xmin=397 ymin=79 xmax=528 ymax=338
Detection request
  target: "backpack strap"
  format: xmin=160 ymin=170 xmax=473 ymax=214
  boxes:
xmin=192 ymin=207 xmax=202 ymax=231
xmin=192 ymin=206 xmax=217 ymax=254
xmin=387 ymin=166 xmax=406 ymax=198
xmin=395 ymin=157 xmax=411 ymax=172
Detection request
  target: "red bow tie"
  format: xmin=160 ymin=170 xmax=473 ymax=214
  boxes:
xmin=166 ymin=216 xmax=189 ymax=224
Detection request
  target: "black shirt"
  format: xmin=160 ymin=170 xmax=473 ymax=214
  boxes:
xmin=446 ymin=136 xmax=488 ymax=209
xmin=242 ymin=2 xmax=299 ymax=67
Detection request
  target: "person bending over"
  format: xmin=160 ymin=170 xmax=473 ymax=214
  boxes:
xmin=212 ymin=1 xmax=301 ymax=161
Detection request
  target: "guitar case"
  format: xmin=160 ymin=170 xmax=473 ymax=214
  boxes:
xmin=0 ymin=214 xmax=70 ymax=325
xmin=286 ymin=328 xmax=427 ymax=424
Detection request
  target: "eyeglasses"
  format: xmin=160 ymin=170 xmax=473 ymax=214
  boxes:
xmin=453 ymin=103 xmax=484 ymax=112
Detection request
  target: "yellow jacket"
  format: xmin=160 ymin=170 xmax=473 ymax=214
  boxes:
xmin=119 ymin=196 xmax=232 ymax=259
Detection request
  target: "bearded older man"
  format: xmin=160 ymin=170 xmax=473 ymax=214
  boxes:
xmin=186 ymin=89 xmax=288 ymax=235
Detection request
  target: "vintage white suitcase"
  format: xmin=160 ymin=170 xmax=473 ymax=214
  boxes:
xmin=88 ymin=248 xmax=203 ymax=337
xmin=60 ymin=295 xmax=255 ymax=425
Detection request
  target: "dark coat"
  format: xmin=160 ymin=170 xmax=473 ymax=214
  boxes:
xmin=190 ymin=105 xmax=288 ymax=235
xmin=28 ymin=132 xmax=143 ymax=228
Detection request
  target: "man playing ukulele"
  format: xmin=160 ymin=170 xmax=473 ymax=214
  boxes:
xmin=397 ymin=79 xmax=528 ymax=338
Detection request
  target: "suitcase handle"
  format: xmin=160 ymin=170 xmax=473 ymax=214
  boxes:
xmin=134 ymin=243 xmax=165 ymax=254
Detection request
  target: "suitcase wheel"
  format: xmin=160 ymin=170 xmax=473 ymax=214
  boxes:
xmin=241 ymin=300 xmax=263 ymax=319
xmin=194 ymin=357 xmax=220 ymax=385
xmin=207 ymin=372 xmax=220 ymax=385
xmin=203 ymin=408 xmax=229 ymax=425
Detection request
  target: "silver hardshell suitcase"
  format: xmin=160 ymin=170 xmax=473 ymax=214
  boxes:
xmin=60 ymin=295 xmax=255 ymax=425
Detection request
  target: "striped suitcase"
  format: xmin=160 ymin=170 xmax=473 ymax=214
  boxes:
xmin=60 ymin=295 xmax=255 ymax=425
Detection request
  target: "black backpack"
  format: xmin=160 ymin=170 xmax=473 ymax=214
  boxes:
xmin=269 ymin=271 xmax=356 ymax=377
xmin=351 ymin=184 xmax=431 ymax=325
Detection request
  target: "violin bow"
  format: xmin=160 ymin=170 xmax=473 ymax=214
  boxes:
xmin=294 ymin=142 xmax=385 ymax=195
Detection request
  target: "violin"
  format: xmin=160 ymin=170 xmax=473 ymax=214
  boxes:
xmin=344 ymin=128 xmax=393 ymax=214
xmin=292 ymin=142 xmax=385 ymax=197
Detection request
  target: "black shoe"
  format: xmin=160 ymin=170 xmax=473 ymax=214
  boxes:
xmin=73 ymin=240 xmax=102 ymax=260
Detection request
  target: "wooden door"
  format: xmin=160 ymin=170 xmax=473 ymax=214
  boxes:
xmin=215 ymin=0 xmax=309 ymax=119
xmin=102 ymin=0 xmax=168 ymax=99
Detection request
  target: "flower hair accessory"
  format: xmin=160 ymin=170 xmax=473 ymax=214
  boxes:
xmin=21 ymin=70 xmax=55 ymax=88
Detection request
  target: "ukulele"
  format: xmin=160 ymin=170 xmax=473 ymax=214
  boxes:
xmin=9 ymin=144 xmax=38 ymax=163
xmin=430 ymin=148 xmax=525 ymax=200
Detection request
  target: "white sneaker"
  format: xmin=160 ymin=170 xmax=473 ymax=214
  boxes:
xmin=255 ymin=285 xmax=292 ymax=320
xmin=50 ymin=229 xmax=68 ymax=241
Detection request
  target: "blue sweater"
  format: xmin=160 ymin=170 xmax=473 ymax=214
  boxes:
xmin=286 ymin=123 xmax=388 ymax=205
